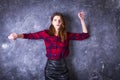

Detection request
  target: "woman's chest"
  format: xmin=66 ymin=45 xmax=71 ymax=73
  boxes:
xmin=44 ymin=36 xmax=69 ymax=48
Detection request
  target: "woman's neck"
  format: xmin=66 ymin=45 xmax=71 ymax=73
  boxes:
xmin=55 ymin=30 xmax=59 ymax=36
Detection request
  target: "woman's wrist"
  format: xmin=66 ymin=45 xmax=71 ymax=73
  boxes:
xmin=79 ymin=18 xmax=85 ymax=22
xmin=17 ymin=34 xmax=24 ymax=38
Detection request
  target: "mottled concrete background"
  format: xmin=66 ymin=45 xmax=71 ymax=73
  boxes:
xmin=0 ymin=0 xmax=120 ymax=80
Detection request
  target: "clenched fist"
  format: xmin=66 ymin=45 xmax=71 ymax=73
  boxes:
xmin=8 ymin=33 xmax=18 ymax=40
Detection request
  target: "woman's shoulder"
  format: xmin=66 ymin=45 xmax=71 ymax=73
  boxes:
xmin=44 ymin=29 xmax=49 ymax=32
xmin=42 ymin=29 xmax=50 ymax=36
xmin=39 ymin=29 xmax=48 ymax=33
xmin=43 ymin=29 xmax=49 ymax=34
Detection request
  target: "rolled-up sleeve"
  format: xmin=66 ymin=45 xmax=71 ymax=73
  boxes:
xmin=67 ymin=32 xmax=89 ymax=40
xmin=23 ymin=30 xmax=46 ymax=39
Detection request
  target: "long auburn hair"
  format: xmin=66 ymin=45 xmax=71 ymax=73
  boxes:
xmin=48 ymin=12 xmax=67 ymax=42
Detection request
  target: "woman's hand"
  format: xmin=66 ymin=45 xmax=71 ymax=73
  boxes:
xmin=78 ymin=11 xmax=85 ymax=20
xmin=8 ymin=33 xmax=18 ymax=40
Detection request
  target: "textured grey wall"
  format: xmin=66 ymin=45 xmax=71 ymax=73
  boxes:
xmin=0 ymin=0 xmax=120 ymax=80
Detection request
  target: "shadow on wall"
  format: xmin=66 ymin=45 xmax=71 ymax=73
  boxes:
xmin=64 ymin=13 xmax=77 ymax=80
xmin=64 ymin=13 xmax=91 ymax=80
xmin=64 ymin=13 xmax=88 ymax=80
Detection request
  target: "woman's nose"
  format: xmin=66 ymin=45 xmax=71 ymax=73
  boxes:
xmin=57 ymin=21 xmax=60 ymax=24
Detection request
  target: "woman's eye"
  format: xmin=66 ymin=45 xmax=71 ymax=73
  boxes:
xmin=54 ymin=19 xmax=57 ymax=21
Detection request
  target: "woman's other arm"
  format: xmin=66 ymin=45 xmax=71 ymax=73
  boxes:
xmin=8 ymin=33 xmax=24 ymax=40
xmin=8 ymin=30 xmax=46 ymax=40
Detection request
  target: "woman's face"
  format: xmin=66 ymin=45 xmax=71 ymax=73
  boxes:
xmin=52 ymin=15 xmax=62 ymax=31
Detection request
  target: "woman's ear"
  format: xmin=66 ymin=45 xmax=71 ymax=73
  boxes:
xmin=51 ymin=21 xmax=53 ymax=25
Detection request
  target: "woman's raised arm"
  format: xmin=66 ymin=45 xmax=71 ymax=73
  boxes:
xmin=78 ymin=11 xmax=88 ymax=33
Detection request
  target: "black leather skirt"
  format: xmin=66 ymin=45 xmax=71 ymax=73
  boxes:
xmin=45 ymin=59 xmax=69 ymax=80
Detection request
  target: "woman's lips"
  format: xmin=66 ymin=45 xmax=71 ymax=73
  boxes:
xmin=56 ymin=25 xmax=60 ymax=26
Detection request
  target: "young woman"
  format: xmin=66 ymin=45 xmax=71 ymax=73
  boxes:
xmin=8 ymin=11 xmax=89 ymax=80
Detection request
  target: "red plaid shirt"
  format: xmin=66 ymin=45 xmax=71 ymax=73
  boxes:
xmin=23 ymin=30 xmax=89 ymax=60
